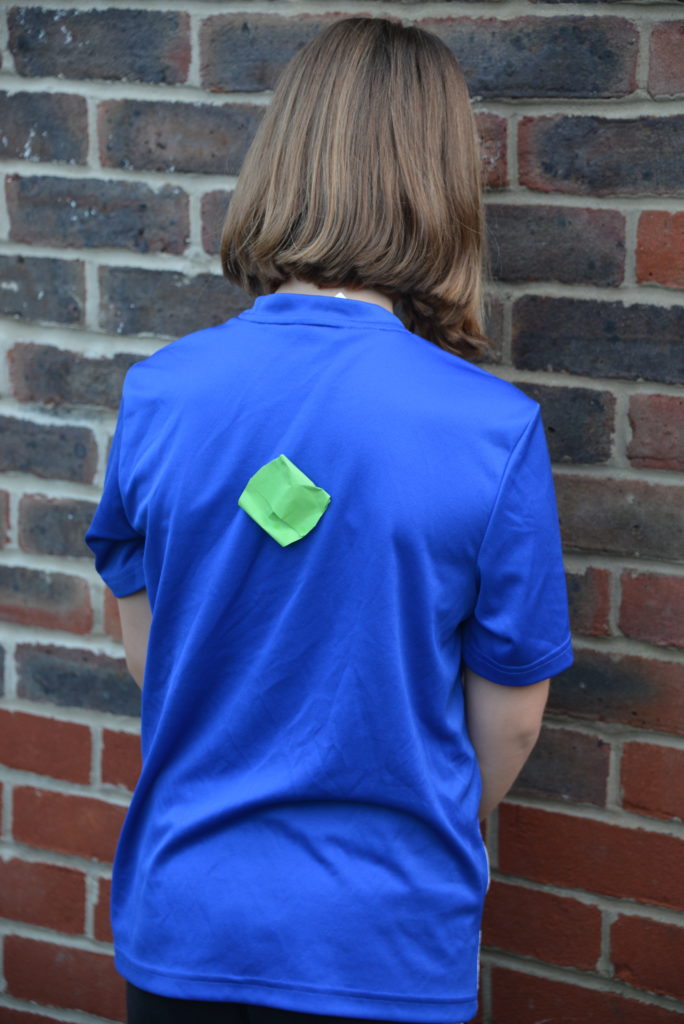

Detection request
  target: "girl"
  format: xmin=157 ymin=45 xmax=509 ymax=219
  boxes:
xmin=86 ymin=17 xmax=572 ymax=1024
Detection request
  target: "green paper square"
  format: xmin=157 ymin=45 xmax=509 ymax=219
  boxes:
xmin=238 ymin=454 xmax=331 ymax=546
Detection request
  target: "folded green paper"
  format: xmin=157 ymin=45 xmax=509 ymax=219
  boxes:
xmin=238 ymin=454 xmax=331 ymax=546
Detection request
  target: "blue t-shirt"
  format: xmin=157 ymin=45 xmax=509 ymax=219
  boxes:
xmin=85 ymin=292 xmax=573 ymax=1021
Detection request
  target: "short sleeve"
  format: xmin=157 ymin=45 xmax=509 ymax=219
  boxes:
xmin=462 ymin=405 xmax=573 ymax=686
xmin=84 ymin=390 xmax=146 ymax=598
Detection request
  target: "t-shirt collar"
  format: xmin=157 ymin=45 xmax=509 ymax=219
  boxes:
xmin=237 ymin=291 xmax=407 ymax=332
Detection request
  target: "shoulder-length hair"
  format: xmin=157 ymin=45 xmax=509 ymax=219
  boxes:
xmin=220 ymin=16 xmax=491 ymax=359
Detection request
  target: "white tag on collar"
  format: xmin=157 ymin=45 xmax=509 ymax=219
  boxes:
xmin=335 ymin=291 xmax=348 ymax=299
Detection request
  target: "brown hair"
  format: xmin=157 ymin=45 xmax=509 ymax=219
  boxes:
xmin=220 ymin=16 xmax=491 ymax=359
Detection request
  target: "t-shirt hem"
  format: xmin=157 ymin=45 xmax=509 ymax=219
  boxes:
xmin=463 ymin=634 xmax=573 ymax=686
xmin=115 ymin=949 xmax=478 ymax=1023
xmin=101 ymin=563 xmax=146 ymax=598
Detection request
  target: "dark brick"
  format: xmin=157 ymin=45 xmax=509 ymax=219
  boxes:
xmin=99 ymin=266 xmax=248 ymax=339
xmin=515 ymin=383 xmax=615 ymax=463
xmin=512 ymin=724 xmax=610 ymax=806
xmin=519 ymin=114 xmax=684 ymax=196
xmin=9 ymin=7 xmax=190 ymax=84
xmin=421 ymin=16 xmax=637 ymax=99
xmin=7 ymin=175 xmax=189 ymax=254
xmin=477 ymin=112 xmax=507 ymax=190
xmin=0 ymin=490 xmax=9 ymax=548
xmin=9 ymin=343 xmax=142 ymax=410
xmin=0 ymin=416 xmax=96 ymax=483
xmin=486 ymin=204 xmax=624 ymax=285
xmin=548 ymin=648 xmax=684 ymax=736
xmin=481 ymin=296 xmax=504 ymax=364
xmin=201 ymin=13 xmax=338 ymax=92
xmin=628 ymin=393 xmax=684 ymax=472
xmin=16 ymin=643 xmax=140 ymax=716
xmin=0 ymin=565 xmax=91 ymax=634
xmin=649 ymin=21 xmax=684 ymax=99
xmin=98 ymin=99 xmax=264 ymax=175
xmin=566 ymin=567 xmax=611 ymax=637
xmin=513 ymin=296 xmax=684 ymax=385
xmin=555 ymin=474 xmax=684 ymax=561
xmin=0 ymin=90 xmax=87 ymax=164
xmin=19 ymin=494 xmax=97 ymax=558
xmin=201 ymin=189 xmax=232 ymax=255
xmin=0 ymin=255 xmax=84 ymax=325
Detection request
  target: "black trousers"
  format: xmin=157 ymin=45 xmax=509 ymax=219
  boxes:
xmin=126 ymin=981 xmax=451 ymax=1024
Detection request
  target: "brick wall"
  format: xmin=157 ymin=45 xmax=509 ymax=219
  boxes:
xmin=0 ymin=2 xmax=683 ymax=1021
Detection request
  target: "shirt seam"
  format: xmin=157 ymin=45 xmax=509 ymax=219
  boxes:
xmin=464 ymin=633 xmax=573 ymax=677
xmin=236 ymin=313 xmax=411 ymax=334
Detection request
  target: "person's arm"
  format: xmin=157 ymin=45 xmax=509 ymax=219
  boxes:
xmin=116 ymin=588 xmax=152 ymax=690
xmin=463 ymin=666 xmax=549 ymax=821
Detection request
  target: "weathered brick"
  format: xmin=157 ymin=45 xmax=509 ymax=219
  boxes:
xmin=499 ymin=804 xmax=684 ymax=909
xmin=0 ymin=255 xmax=84 ymax=325
xmin=99 ymin=266 xmax=248 ymax=339
xmin=202 ymin=189 xmax=232 ymax=255
xmin=0 ymin=415 xmax=96 ymax=483
xmin=566 ymin=567 xmax=611 ymax=637
xmin=621 ymin=742 xmax=684 ymax=821
xmin=547 ymin=648 xmax=684 ymax=736
xmin=477 ymin=112 xmax=507 ymax=190
xmin=16 ymin=643 xmax=140 ymax=716
xmin=201 ymin=13 xmax=339 ymax=92
xmin=98 ymin=99 xmax=264 ymax=175
xmin=649 ymin=21 xmax=684 ymax=98
xmin=0 ymin=90 xmax=87 ymax=164
xmin=9 ymin=343 xmax=141 ymax=410
xmin=9 ymin=7 xmax=190 ymax=84
xmin=19 ymin=494 xmax=97 ymax=558
xmin=7 ymin=175 xmax=189 ymax=254
xmin=13 ymin=786 xmax=126 ymax=862
xmin=483 ymin=880 xmax=601 ymax=968
xmin=513 ymin=296 xmax=684 ymax=385
xmin=102 ymin=728 xmax=141 ymax=792
xmin=636 ymin=211 xmax=684 ymax=290
xmin=512 ymin=724 xmax=609 ymax=806
xmin=628 ymin=393 xmax=684 ymax=472
xmin=519 ymin=114 xmax=684 ymax=196
xmin=515 ymin=383 xmax=615 ymax=463
xmin=620 ymin=571 xmax=684 ymax=649
xmin=4 ymin=935 xmax=125 ymax=1019
xmin=612 ymin=915 xmax=684 ymax=1001
xmin=554 ymin=474 xmax=684 ymax=561
xmin=491 ymin=967 xmax=683 ymax=1024
xmin=94 ymin=876 xmax=113 ymax=943
xmin=0 ymin=489 xmax=9 ymax=547
xmin=486 ymin=204 xmax=624 ymax=285
xmin=0 ymin=565 xmax=92 ymax=634
xmin=0 ymin=857 xmax=85 ymax=933
xmin=0 ymin=708 xmax=90 ymax=782
xmin=422 ymin=16 xmax=637 ymax=99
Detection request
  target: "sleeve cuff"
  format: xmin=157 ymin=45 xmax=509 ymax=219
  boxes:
xmin=463 ymin=634 xmax=574 ymax=687
xmin=100 ymin=562 xmax=147 ymax=599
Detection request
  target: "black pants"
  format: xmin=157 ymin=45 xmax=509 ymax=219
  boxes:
xmin=126 ymin=981 xmax=443 ymax=1024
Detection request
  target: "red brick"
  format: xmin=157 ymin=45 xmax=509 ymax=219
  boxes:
xmin=0 ymin=565 xmax=92 ymax=634
xmin=0 ymin=709 xmax=90 ymax=782
xmin=649 ymin=21 xmax=684 ymax=98
xmin=0 ymin=90 xmax=87 ymax=164
xmin=491 ymin=966 xmax=683 ymax=1024
xmin=622 ymin=743 xmax=684 ymax=822
xmin=19 ymin=493 xmax=97 ymax=558
xmin=4 ymin=935 xmax=125 ymax=1019
xmin=477 ymin=112 xmax=507 ymax=190
xmin=628 ymin=393 xmax=684 ymax=472
xmin=636 ymin=212 xmax=684 ymax=290
xmin=9 ymin=7 xmax=190 ymax=84
xmin=104 ymin=586 xmax=123 ymax=642
xmin=9 ymin=343 xmax=141 ymax=411
xmin=620 ymin=572 xmax=684 ymax=649
xmin=201 ymin=189 xmax=232 ymax=255
xmin=499 ymin=804 xmax=684 ymax=909
xmin=0 ymin=857 xmax=85 ymax=933
xmin=0 ymin=255 xmax=84 ymax=325
xmin=13 ymin=786 xmax=126 ymax=862
xmin=16 ymin=643 xmax=140 ymax=717
xmin=483 ymin=880 xmax=601 ymax=968
xmin=566 ymin=567 xmax=611 ymax=636
xmin=612 ymin=915 xmax=684 ymax=1001
xmin=512 ymin=724 xmax=609 ymax=806
xmin=0 ymin=489 xmax=9 ymax=547
xmin=94 ymin=875 xmax=113 ymax=943
xmin=102 ymin=728 xmax=141 ymax=792
xmin=549 ymin=648 xmax=684 ymax=736
xmin=519 ymin=114 xmax=684 ymax=196
xmin=0 ymin=415 xmax=96 ymax=482
xmin=554 ymin=474 xmax=684 ymax=560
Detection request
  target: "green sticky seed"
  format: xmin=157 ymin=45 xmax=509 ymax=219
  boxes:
xmin=237 ymin=454 xmax=331 ymax=546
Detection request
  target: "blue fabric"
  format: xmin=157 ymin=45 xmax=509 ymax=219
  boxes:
xmin=85 ymin=293 xmax=573 ymax=1021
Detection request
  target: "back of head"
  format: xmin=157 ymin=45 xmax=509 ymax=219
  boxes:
xmin=221 ymin=16 xmax=490 ymax=359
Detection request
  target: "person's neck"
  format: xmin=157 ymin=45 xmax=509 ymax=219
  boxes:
xmin=274 ymin=277 xmax=394 ymax=314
